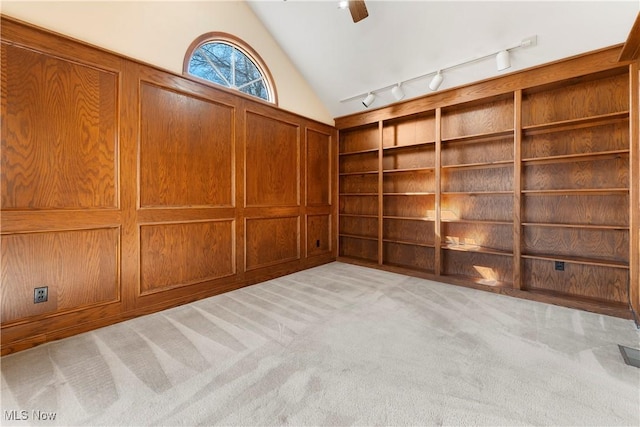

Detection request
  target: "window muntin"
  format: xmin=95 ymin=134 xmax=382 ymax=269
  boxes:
xmin=184 ymin=33 xmax=275 ymax=103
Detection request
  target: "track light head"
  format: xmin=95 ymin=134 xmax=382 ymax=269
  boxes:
xmin=362 ymin=92 xmax=376 ymax=108
xmin=429 ymin=72 xmax=443 ymax=91
xmin=496 ymin=50 xmax=511 ymax=71
xmin=391 ymin=84 xmax=405 ymax=101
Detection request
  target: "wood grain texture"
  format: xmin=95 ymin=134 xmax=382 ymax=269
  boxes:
xmin=139 ymin=82 xmax=234 ymax=208
xmin=383 ymin=218 xmax=434 ymax=245
xmin=441 ymin=193 xmax=513 ymax=222
xmin=245 ymin=112 xmax=300 ymax=207
xmin=307 ymin=214 xmax=331 ymax=256
xmin=339 ymin=152 xmax=378 ymax=173
xmin=338 ymin=235 xmax=377 ymax=261
xmin=1 ymin=43 xmax=117 ymax=209
xmin=339 ymin=195 xmax=378 ymax=216
xmin=340 ymin=124 xmax=379 ymax=152
xmin=522 ymin=70 xmax=629 ymax=126
xmin=383 ymin=194 xmax=434 ymax=218
xmin=442 ymin=222 xmax=513 ymax=253
xmin=139 ymin=221 xmax=235 ymax=294
xmin=523 ymin=194 xmax=629 ymax=226
xmin=522 ymin=155 xmax=628 ymax=191
xmin=523 ymin=226 xmax=629 ymax=263
xmin=340 ymin=215 xmax=378 ymax=238
xmin=306 ymin=129 xmax=331 ymax=206
xmin=442 ymin=250 xmax=513 ymax=285
xmin=619 ymin=12 xmax=640 ymax=61
xmin=441 ymin=166 xmax=514 ymax=193
xmin=441 ymin=137 xmax=513 ymax=166
xmin=340 ymin=173 xmax=378 ymax=194
xmin=522 ymin=121 xmax=629 ymax=159
xmin=383 ymin=242 xmax=435 ymax=271
xmin=383 ymin=145 xmax=435 ymax=170
xmin=383 ymin=170 xmax=435 ymax=193
xmin=523 ymin=258 xmax=628 ymax=304
xmin=382 ymin=112 xmax=436 ymax=147
xmin=1 ymin=228 xmax=120 ymax=324
xmin=441 ymin=96 xmax=513 ymax=139
xmin=245 ymin=216 xmax=300 ymax=270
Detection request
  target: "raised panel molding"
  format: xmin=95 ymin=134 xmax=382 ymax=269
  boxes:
xmin=306 ymin=129 xmax=332 ymax=206
xmin=1 ymin=228 xmax=120 ymax=324
xmin=245 ymin=111 xmax=300 ymax=207
xmin=1 ymin=43 xmax=118 ymax=210
xmin=139 ymin=220 xmax=235 ymax=294
xmin=307 ymin=214 xmax=331 ymax=256
xmin=139 ymin=82 xmax=235 ymax=208
xmin=245 ymin=216 xmax=300 ymax=270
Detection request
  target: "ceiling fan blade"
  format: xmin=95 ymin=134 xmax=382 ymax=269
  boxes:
xmin=349 ymin=0 xmax=368 ymax=23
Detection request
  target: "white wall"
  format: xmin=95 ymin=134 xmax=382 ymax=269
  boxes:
xmin=0 ymin=0 xmax=334 ymax=125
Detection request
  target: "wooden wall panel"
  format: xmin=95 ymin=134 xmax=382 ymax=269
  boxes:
xmin=523 ymin=227 xmax=629 ymax=263
xmin=523 ymin=258 xmax=628 ymax=304
xmin=307 ymin=214 xmax=331 ymax=256
xmin=1 ymin=43 xmax=118 ymax=210
xmin=245 ymin=112 xmax=299 ymax=207
xmin=1 ymin=17 xmax=337 ymax=355
xmin=307 ymin=129 xmax=331 ymax=206
xmin=245 ymin=216 xmax=300 ymax=270
xmin=1 ymin=228 xmax=120 ymax=324
xmin=139 ymin=82 xmax=234 ymax=208
xmin=139 ymin=221 xmax=235 ymax=294
xmin=522 ymin=71 xmax=629 ymax=126
xmin=441 ymin=96 xmax=513 ymax=139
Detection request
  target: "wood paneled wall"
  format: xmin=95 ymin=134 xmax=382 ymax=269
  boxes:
xmin=0 ymin=17 xmax=337 ymax=355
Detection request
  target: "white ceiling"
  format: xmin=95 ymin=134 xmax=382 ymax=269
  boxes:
xmin=248 ymin=0 xmax=639 ymax=119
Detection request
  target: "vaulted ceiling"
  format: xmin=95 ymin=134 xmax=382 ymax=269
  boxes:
xmin=248 ymin=1 xmax=639 ymax=119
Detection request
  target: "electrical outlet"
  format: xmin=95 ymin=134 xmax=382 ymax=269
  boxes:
xmin=554 ymin=261 xmax=565 ymax=271
xmin=34 ymin=286 xmax=48 ymax=304
xmin=316 ymin=239 xmax=320 ymax=248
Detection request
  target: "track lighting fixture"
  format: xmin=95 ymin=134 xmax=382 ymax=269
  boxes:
xmin=362 ymin=92 xmax=376 ymax=108
xmin=496 ymin=50 xmax=510 ymax=71
xmin=429 ymin=71 xmax=443 ymax=91
xmin=391 ymin=83 xmax=405 ymax=101
xmin=340 ymin=35 xmax=537 ymax=106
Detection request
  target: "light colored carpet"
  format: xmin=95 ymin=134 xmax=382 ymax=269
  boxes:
xmin=1 ymin=262 xmax=639 ymax=426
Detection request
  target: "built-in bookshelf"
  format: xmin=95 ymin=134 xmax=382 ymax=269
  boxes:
xmin=336 ymin=53 xmax=637 ymax=319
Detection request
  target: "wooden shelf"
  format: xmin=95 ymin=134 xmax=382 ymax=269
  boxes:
xmin=441 ymin=191 xmax=513 ymax=196
xmin=383 ymin=215 xmax=435 ymax=222
xmin=338 ymin=233 xmax=378 ymax=242
xmin=521 ymin=253 xmax=629 ymax=269
xmin=340 ymin=213 xmax=378 ymax=219
xmin=383 ymin=141 xmax=435 ymax=151
xmin=522 ymin=150 xmax=629 ymax=165
xmin=339 ymin=170 xmax=378 ymax=176
xmin=383 ymin=167 xmax=435 ymax=174
xmin=442 ymin=219 xmax=512 ymax=225
xmin=339 ymin=148 xmax=379 ymax=156
xmin=442 ymin=244 xmax=513 ymax=257
xmin=383 ymin=192 xmax=435 ymax=196
xmin=441 ymin=160 xmax=513 ymax=170
xmin=439 ymin=274 xmax=513 ymax=289
xmin=441 ymin=129 xmax=514 ymax=144
xmin=522 ymin=222 xmax=629 ymax=231
xmin=522 ymin=111 xmax=629 ymax=135
xmin=339 ymin=192 xmax=378 ymax=196
xmin=382 ymin=238 xmax=434 ymax=248
xmin=521 ymin=188 xmax=628 ymax=196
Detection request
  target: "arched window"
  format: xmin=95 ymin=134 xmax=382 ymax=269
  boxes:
xmin=184 ymin=32 xmax=277 ymax=103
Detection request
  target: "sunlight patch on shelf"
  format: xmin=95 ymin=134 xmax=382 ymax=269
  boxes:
xmin=473 ymin=265 xmax=499 ymax=286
